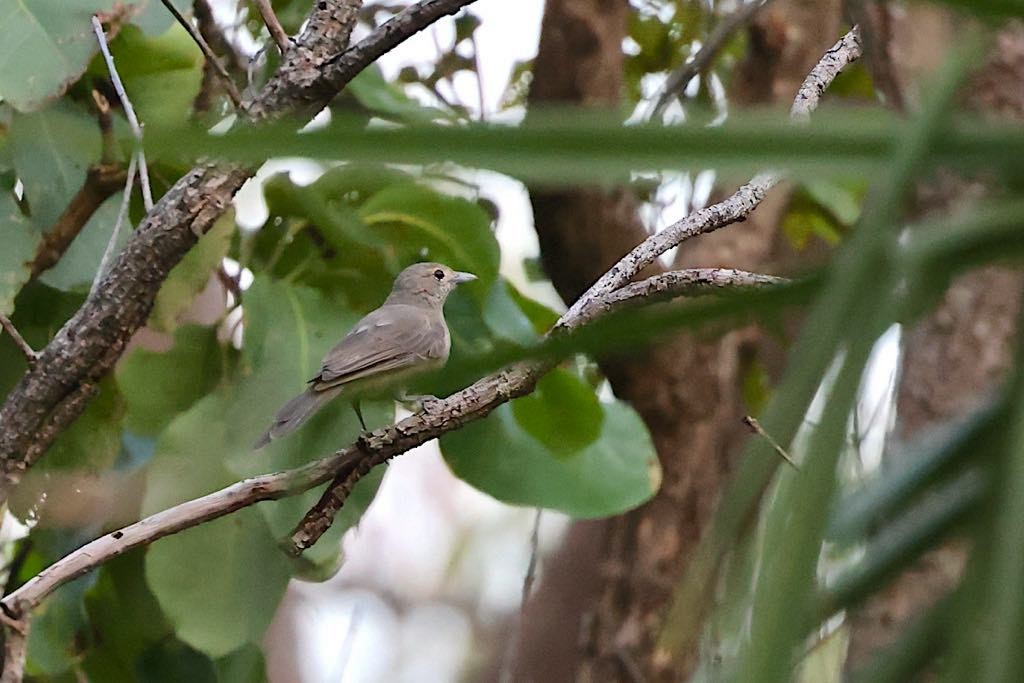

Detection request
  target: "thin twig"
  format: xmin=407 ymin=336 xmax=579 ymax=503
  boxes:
xmin=158 ymin=0 xmax=243 ymax=107
xmin=90 ymin=153 xmax=137 ymax=297
xmin=326 ymin=0 xmax=478 ymax=77
xmin=0 ymin=317 xmax=37 ymax=367
xmin=253 ymin=0 xmax=292 ymax=54
xmin=91 ymin=16 xmax=155 ymax=211
xmin=743 ymin=416 xmax=800 ymax=470
xmin=650 ymin=0 xmax=774 ymax=120
xmin=499 ymin=508 xmax=543 ymax=683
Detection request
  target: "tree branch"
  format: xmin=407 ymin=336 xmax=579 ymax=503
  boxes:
xmin=253 ymin=0 xmax=292 ymax=54
xmin=650 ymin=0 xmax=775 ymax=120
xmin=562 ymin=26 xmax=862 ymax=325
xmin=289 ymin=27 xmax=865 ymax=553
xmin=0 ymin=614 xmax=27 ymax=683
xmin=0 ymin=267 xmax=780 ymax=618
xmin=324 ymin=0 xmax=479 ymax=78
xmin=159 ymin=0 xmax=243 ymax=107
xmin=0 ymin=0 xmax=481 ymax=505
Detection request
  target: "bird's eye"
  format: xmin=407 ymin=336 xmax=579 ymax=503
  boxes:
xmin=434 ymin=269 xmax=445 ymax=280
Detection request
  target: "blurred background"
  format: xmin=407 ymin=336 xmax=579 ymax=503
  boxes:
xmin=1 ymin=0 xmax=1023 ymax=682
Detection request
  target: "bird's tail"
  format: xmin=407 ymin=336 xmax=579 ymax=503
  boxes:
xmin=253 ymin=386 xmax=341 ymax=449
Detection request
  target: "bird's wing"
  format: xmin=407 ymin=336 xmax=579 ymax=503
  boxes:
xmin=310 ymin=305 xmax=447 ymax=391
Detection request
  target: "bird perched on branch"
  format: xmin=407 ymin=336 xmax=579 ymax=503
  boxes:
xmin=254 ymin=262 xmax=477 ymax=449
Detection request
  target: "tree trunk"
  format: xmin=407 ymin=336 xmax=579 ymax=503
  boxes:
xmin=513 ymin=2 xmax=842 ymax=680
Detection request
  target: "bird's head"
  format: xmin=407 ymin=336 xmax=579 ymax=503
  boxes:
xmin=386 ymin=262 xmax=477 ymax=307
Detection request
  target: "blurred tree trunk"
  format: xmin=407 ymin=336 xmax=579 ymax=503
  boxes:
xmin=842 ymin=10 xmax=1024 ymax=666
xmin=511 ymin=2 xmax=841 ymax=681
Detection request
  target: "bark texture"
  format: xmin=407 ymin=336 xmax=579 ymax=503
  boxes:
xmin=516 ymin=1 xmax=842 ymax=681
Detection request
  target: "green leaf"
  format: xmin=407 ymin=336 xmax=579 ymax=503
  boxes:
xmin=43 ymin=377 xmax=125 ymax=471
xmin=96 ymin=24 xmax=204 ymax=131
xmin=85 ymin=551 xmax=173 ymax=672
xmin=358 ymin=182 xmax=500 ymax=289
xmin=442 ymin=399 xmax=659 ymax=517
xmin=263 ymin=173 xmax=382 ymax=249
xmin=136 ymin=639 xmax=218 ymax=683
xmin=117 ymin=324 xmax=225 ymax=436
xmin=26 ymin=575 xmax=94 ymax=676
xmin=149 ymin=210 xmax=234 ymax=331
xmin=214 ymin=644 xmax=267 ymax=683
xmin=143 ymin=397 xmax=294 ymax=658
xmin=0 ymin=0 xmax=116 ymax=111
xmin=129 ymin=0 xmax=193 ymax=35
xmin=511 ymin=368 xmax=603 ymax=457
xmin=0 ymin=190 xmax=40 ymax=315
xmin=782 ymin=190 xmax=843 ymax=250
xmin=39 ymin=191 xmax=125 ymax=292
xmin=10 ymin=101 xmax=100 ymax=227
xmin=483 ymin=279 xmax=543 ymax=346
xmin=346 ymin=64 xmax=449 ymax=124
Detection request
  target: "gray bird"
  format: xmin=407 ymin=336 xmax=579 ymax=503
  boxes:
xmin=254 ymin=262 xmax=477 ymax=449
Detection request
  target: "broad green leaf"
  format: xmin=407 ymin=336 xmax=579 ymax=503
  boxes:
xmin=358 ymin=182 xmax=500 ymax=289
xmin=143 ymin=393 xmax=294 ymax=658
xmin=149 ymin=211 xmax=234 ymax=331
xmin=483 ymin=279 xmax=543 ymax=346
xmin=347 ymin=63 xmax=449 ymax=124
xmin=129 ymin=0 xmax=193 ymax=35
xmin=39 ymin=191 xmax=125 ymax=292
xmin=85 ymin=551 xmax=173 ymax=673
xmin=26 ymin=574 xmax=94 ymax=676
xmin=41 ymin=377 xmax=125 ymax=471
xmin=0 ymin=0 xmax=116 ymax=111
xmin=136 ymin=639 xmax=217 ymax=683
xmin=96 ymin=24 xmax=204 ymax=130
xmin=215 ymin=644 xmax=267 ymax=683
xmin=441 ymin=399 xmax=659 ymax=517
xmin=117 ymin=324 xmax=226 ymax=436
xmin=782 ymin=190 xmax=843 ymax=250
xmin=0 ymin=190 xmax=40 ymax=315
xmin=802 ymin=179 xmax=864 ymax=225
xmin=309 ymin=163 xmax=415 ymax=205
xmin=10 ymin=101 xmax=100 ymax=227
xmin=511 ymin=368 xmax=603 ymax=457
xmin=263 ymin=173 xmax=382 ymax=249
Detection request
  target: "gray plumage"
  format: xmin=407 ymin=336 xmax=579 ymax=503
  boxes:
xmin=253 ymin=262 xmax=476 ymax=449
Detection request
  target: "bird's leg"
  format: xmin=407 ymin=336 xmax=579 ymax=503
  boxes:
xmin=352 ymin=401 xmax=368 ymax=431
xmin=399 ymin=392 xmax=443 ymax=414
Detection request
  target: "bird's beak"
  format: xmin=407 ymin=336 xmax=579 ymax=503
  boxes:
xmin=452 ymin=271 xmax=478 ymax=285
